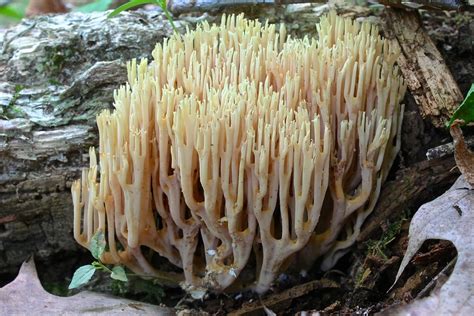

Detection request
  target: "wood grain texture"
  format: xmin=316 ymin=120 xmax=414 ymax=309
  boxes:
xmin=385 ymin=9 xmax=464 ymax=128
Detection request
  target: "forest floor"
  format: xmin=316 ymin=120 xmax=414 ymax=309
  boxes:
xmin=2 ymin=6 xmax=473 ymax=316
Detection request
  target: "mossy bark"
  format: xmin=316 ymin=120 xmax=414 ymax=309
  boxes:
xmin=0 ymin=10 xmax=180 ymax=275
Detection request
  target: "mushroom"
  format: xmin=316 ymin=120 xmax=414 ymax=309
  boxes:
xmin=72 ymin=12 xmax=405 ymax=293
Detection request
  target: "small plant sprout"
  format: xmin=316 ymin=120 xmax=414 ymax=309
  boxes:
xmin=68 ymin=231 xmax=128 ymax=289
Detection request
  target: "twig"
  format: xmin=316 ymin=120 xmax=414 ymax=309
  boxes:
xmin=228 ymin=279 xmax=338 ymax=315
xmin=426 ymin=136 xmax=474 ymax=160
xmin=416 ymin=257 xmax=456 ymax=298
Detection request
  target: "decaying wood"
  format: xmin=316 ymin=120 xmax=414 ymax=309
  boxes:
xmin=426 ymin=135 xmax=474 ymax=160
xmin=228 ymin=279 xmax=339 ymax=315
xmin=384 ymin=9 xmax=464 ymax=128
xmin=167 ymin=0 xmax=326 ymax=14
xmin=358 ymin=156 xmax=459 ymax=243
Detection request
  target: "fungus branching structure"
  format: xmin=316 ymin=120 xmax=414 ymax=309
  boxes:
xmin=72 ymin=13 xmax=405 ymax=293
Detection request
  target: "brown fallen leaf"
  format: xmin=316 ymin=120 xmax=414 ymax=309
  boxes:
xmin=382 ymin=176 xmax=474 ymax=315
xmin=26 ymin=0 xmax=69 ymax=17
xmin=0 ymin=257 xmax=174 ymax=315
xmin=450 ymin=120 xmax=474 ymax=188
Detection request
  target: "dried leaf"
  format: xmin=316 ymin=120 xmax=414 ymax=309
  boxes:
xmin=25 ymin=0 xmax=68 ymax=17
xmin=387 ymin=176 xmax=474 ymax=314
xmin=0 ymin=258 xmax=173 ymax=315
xmin=450 ymin=121 xmax=474 ymax=187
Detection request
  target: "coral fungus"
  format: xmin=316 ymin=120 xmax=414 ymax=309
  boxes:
xmin=72 ymin=12 xmax=406 ymax=293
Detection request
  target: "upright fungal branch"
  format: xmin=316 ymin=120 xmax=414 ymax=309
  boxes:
xmin=72 ymin=12 xmax=405 ymax=294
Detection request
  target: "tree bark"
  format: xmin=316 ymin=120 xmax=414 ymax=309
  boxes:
xmin=0 ymin=10 xmax=179 ymax=274
xmin=384 ymin=9 xmax=464 ymax=128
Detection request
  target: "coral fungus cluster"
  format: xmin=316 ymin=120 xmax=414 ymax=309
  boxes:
xmin=72 ymin=12 xmax=406 ymax=293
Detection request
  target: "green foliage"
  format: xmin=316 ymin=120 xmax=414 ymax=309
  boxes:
xmin=366 ymin=211 xmax=408 ymax=260
xmin=108 ymin=0 xmax=176 ymax=32
xmin=69 ymin=231 xmax=127 ymax=289
xmin=108 ymin=0 xmax=155 ymax=17
xmin=90 ymin=230 xmax=106 ymax=260
xmin=355 ymin=211 xmax=409 ymax=288
xmin=111 ymin=277 xmax=165 ymax=304
xmin=354 ymin=266 xmax=371 ymax=288
xmin=1 ymin=84 xmax=24 ymax=120
xmin=111 ymin=266 xmax=128 ymax=282
xmin=0 ymin=0 xmax=27 ymax=27
xmin=448 ymin=84 xmax=474 ymax=127
xmin=75 ymin=0 xmax=114 ymax=13
xmin=68 ymin=265 xmax=96 ymax=289
xmin=0 ymin=5 xmax=23 ymax=20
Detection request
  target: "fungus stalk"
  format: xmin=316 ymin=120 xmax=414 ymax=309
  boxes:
xmin=72 ymin=12 xmax=405 ymax=294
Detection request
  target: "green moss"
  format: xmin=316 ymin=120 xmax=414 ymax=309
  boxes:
xmin=48 ymin=79 xmax=62 ymax=86
xmin=1 ymin=84 xmax=25 ymax=119
xmin=111 ymin=277 xmax=165 ymax=305
xmin=365 ymin=210 xmax=409 ymax=260
xmin=43 ymin=45 xmax=76 ymax=76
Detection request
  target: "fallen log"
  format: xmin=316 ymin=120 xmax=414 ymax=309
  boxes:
xmin=384 ymin=9 xmax=464 ymax=128
xmin=358 ymin=156 xmax=459 ymax=243
xmin=0 ymin=10 xmax=178 ymax=275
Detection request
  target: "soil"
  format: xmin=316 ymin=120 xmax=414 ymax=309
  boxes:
xmin=1 ymin=6 xmax=472 ymax=315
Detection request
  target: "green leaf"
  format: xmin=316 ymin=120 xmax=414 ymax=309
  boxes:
xmin=108 ymin=0 xmax=157 ymax=18
xmin=107 ymin=0 xmax=176 ymax=32
xmin=110 ymin=266 xmax=128 ymax=282
xmin=448 ymin=84 xmax=474 ymax=127
xmin=156 ymin=0 xmax=166 ymax=8
xmin=90 ymin=230 xmax=106 ymax=260
xmin=0 ymin=6 xmax=23 ymax=20
xmin=68 ymin=265 xmax=96 ymax=289
xmin=91 ymin=260 xmax=106 ymax=270
xmin=75 ymin=0 xmax=114 ymax=13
